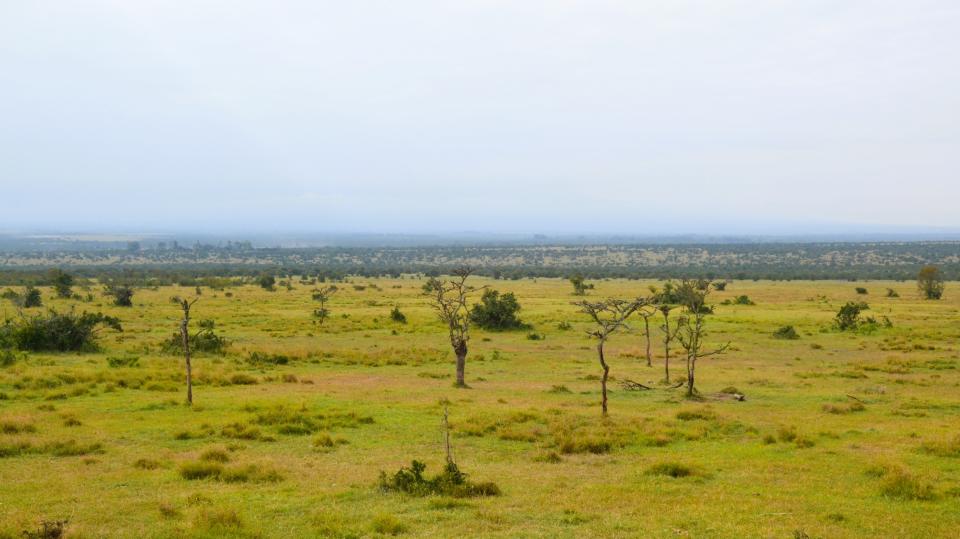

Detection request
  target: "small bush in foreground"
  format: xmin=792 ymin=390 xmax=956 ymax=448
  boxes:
xmin=370 ymin=514 xmax=408 ymax=536
xmin=378 ymin=460 xmax=500 ymax=498
xmin=879 ymin=468 xmax=937 ymax=501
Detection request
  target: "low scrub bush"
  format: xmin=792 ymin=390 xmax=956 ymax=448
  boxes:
xmin=378 ymin=460 xmax=501 ymax=498
xmin=772 ymin=326 xmax=800 ymax=340
xmin=1 ymin=310 xmax=121 ymax=352
xmin=646 ymin=462 xmax=697 ymax=478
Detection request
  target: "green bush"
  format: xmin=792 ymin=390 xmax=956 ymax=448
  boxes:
xmin=772 ymin=325 xmax=800 ymax=340
xmin=1 ymin=310 xmax=121 ymax=352
xmin=469 ymin=290 xmax=527 ymax=330
xmin=378 ymin=460 xmax=500 ymax=498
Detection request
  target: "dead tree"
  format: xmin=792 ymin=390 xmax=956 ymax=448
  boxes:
xmin=574 ymin=298 xmax=645 ymax=415
xmin=175 ymin=296 xmax=200 ymax=405
xmin=637 ymin=303 xmax=657 ymax=367
xmin=424 ymin=268 xmax=480 ymax=388
xmin=675 ymin=280 xmax=729 ymax=397
xmin=658 ymin=304 xmax=681 ymax=383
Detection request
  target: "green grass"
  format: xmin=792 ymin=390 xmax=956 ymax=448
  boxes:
xmin=0 ymin=278 xmax=959 ymax=537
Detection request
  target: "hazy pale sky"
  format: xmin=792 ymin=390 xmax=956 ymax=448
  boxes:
xmin=1 ymin=1 xmax=958 ymax=234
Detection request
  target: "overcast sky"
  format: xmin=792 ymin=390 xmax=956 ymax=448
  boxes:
xmin=1 ymin=1 xmax=958 ymax=235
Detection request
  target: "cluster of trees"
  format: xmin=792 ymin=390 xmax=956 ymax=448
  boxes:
xmin=423 ymin=268 xmax=728 ymax=413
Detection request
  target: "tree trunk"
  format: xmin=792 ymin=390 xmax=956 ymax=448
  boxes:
xmin=454 ymin=342 xmax=467 ymax=387
xmin=663 ymin=312 xmax=671 ymax=383
xmin=181 ymin=318 xmax=192 ymax=406
xmin=598 ymin=341 xmax=609 ymax=415
xmin=644 ymin=317 xmax=652 ymax=367
xmin=686 ymin=355 xmax=696 ymax=397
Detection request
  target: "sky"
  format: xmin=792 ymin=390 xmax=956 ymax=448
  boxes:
xmin=1 ymin=1 xmax=959 ymax=236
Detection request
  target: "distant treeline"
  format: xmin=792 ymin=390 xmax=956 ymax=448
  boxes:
xmin=0 ymin=242 xmax=958 ymax=284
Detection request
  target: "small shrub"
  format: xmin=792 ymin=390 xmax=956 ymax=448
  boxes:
xmin=378 ymin=460 xmax=500 ymax=498
xmin=106 ymin=355 xmax=140 ymax=368
xmin=229 ymin=373 xmax=258 ymax=385
xmin=389 ymin=307 xmax=407 ymax=324
xmin=134 ymin=458 xmax=161 ymax=470
xmin=557 ymin=321 xmax=572 ymax=331
xmin=370 ymin=514 xmax=408 ymax=536
xmin=245 ymin=351 xmax=290 ymax=366
xmin=200 ymin=449 xmax=230 ymax=463
xmin=855 ymin=287 xmax=868 ymax=295
xmin=646 ymin=462 xmax=696 ymax=478
xmin=772 ymin=326 xmax=800 ymax=340
xmin=879 ymin=468 xmax=936 ymax=500
xmin=676 ymin=408 xmax=715 ymax=421
xmin=21 ymin=520 xmax=68 ymax=539
xmin=886 ymin=288 xmax=900 ymax=298
xmin=179 ymin=461 xmax=224 ymax=480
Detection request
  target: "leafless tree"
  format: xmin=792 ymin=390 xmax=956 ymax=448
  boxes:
xmin=424 ymin=268 xmax=481 ymax=387
xmin=636 ymin=303 xmax=658 ymax=367
xmin=675 ymin=280 xmax=729 ymax=397
xmin=575 ymin=298 xmax=647 ymax=415
xmin=658 ymin=304 xmax=681 ymax=383
xmin=175 ymin=296 xmax=200 ymax=405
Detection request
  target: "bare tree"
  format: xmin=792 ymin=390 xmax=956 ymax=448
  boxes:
xmin=424 ymin=268 xmax=481 ymax=387
xmin=675 ymin=280 xmax=729 ymax=397
xmin=575 ymin=298 xmax=646 ymax=415
xmin=658 ymin=304 xmax=681 ymax=383
xmin=175 ymin=296 xmax=200 ymax=405
xmin=311 ymin=285 xmax=338 ymax=325
xmin=637 ymin=303 xmax=657 ymax=367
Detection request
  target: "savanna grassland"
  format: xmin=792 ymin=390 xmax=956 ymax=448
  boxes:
xmin=1 ymin=277 xmax=959 ymax=538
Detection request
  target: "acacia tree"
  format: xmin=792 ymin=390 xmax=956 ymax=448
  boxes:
xmin=48 ymin=269 xmax=74 ymax=298
xmin=917 ymin=265 xmax=945 ymax=300
xmin=675 ymin=280 xmax=729 ymax=397
xmin=175 ymin=296 xmax=200 ymax=405
xmin=575 ymin=298 xmax=645 ymax=415
xmin=424 ymin=268 xmax=480 ymax=388
xmin=311 ymin=285 xmax=338 ymax=325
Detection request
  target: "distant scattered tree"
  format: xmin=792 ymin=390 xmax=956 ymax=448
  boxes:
xmin=126 ymin=241 xmax=141 ymax=253
xmin=569 ymin=274 xmax=591 ymax=296
xmin=175 ymin=296 xmax=199 ymax=405
xmin=575 ymin=298 xmax=645 ymax=414
xmin=917 ymin=265 xmax=944 ymax=300
xmin=675 ymin=280 xmax=729 ymax=397
xmin=258 ymin=274 xmax=276 ymax=291
xmin=48 ymin=269 xmax=74 ymax=298
xmin=855 ymin=287 xmax=868 ymax=295
xmin=712 ymin=281 xmax=728 ymax=291
xmin=390 ymin=306 xmax=407 ymax=324
xmin=469 ymin=289 xmax=525 ymax=330
xmin=105 ymin=284 xmax=134 ymax=307
xmin=311 ymin=285 xmax=338 ymax=325
xmin=22 ymin=286 xmax=42 ymax=308
xmin=424 ymin=268 xmax=480 ymax=388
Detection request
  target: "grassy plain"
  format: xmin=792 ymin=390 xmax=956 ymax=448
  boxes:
xmin=1 ymin=277 xmax=959 ymax=538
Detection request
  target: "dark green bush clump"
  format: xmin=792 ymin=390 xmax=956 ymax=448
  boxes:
xmin=773 ymin=325 xmax=800 ymax=340
xmin=469 ymin=290 xmax=527 ymax=330
xmin=1 ymin=310 xmax=121 ymax=352
xmin=105 ymin=284 xmax=134 ymax=307
xmin=378 ymin=460 xmax=500 ymax=498
xmin=107 ymin=355 xmax=140 ymax=368
xmin=389 ymin=306 xmax=407 ymax=324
